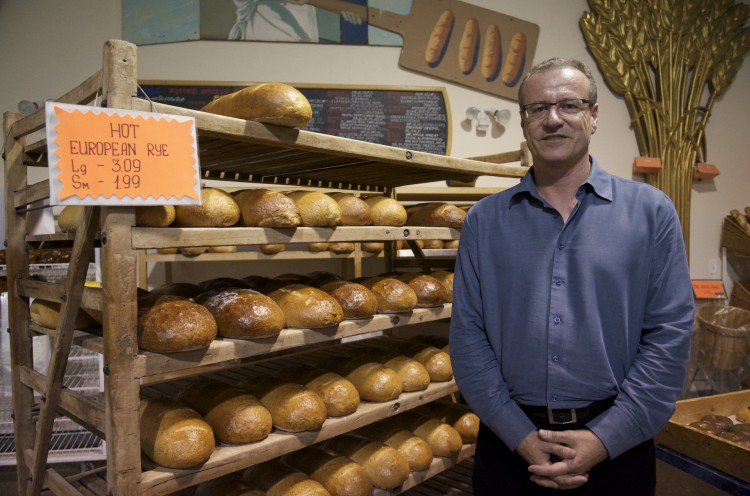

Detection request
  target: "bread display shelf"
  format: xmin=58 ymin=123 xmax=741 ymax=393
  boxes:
xmin=137 ymin=381 xmax=460 ymax=496
xmin=656 ymin=389 xmax=750 ymax=483
xmin=5 ymin=40 xmax=521 ymax=495
xmin=29 ymin=305 xmax=452 ymax=383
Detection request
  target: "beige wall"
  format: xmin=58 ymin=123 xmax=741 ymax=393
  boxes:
xmin=1 ymin=0 xmax=749 ymax=283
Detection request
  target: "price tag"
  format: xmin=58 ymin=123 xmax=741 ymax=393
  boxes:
xmin=691 ymin=280 xmax=727 ymax=300
xmin=46 ymin=102 xmax=201 ymax=205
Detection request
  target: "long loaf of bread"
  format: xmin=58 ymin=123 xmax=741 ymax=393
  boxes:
xmin=416 ymin=400 xmax=480 ymax=443
xmin=387 ymin=411 xmax=463 ymax=457
xmin=317 ymin=357 xmax=402 ymax=402
xmin=139 ymin=397 xmax=215 ymax=469
xmin=242 ymin=459 xmax=331 ymax=496
xmin=284 ymin=445 xmax=373 ymax=496
xmin=239 ymin=374 xmax=327 ymax=432
xmin=276 ymin=366 xmax=360 ymax=417
xmin=322 ymin=434 xmax=410 ymax=489
xmin=355 ymin=422 xmax=434 ymax=472
xmin=178 ymin=379 xmax=272 ymax=445
xmin=201 ymin=82 xmax=313 ymax=128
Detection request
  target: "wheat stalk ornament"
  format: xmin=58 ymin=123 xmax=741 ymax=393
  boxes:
xmin=580 ymin=0 xmax=750 ymax=256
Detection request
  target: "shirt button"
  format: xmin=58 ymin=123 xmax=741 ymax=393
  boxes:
xmin=554 ymin=279 xmax=563 ymax=286
xmin=552 ymin=355 xmax=559 ymax=362
xmin=558 ymin=243 xmax=564 ymax=250
xmin=553 ymin=317 xmax=561 ymax=324
xmin=551 ymin=396 xmax=558 ymax=402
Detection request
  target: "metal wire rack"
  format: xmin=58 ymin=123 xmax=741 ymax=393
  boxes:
xmin=0 ymin=263 xmax=106 ymax=465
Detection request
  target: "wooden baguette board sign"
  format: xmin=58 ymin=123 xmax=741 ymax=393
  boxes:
xmin=289 ymin=0 xmax=539 ymax=100
xmin=45 ymin=102 xmax=201 ymax=206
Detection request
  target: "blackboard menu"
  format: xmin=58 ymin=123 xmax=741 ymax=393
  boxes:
xmin=137 ymin=83 xmax=450 ymax=155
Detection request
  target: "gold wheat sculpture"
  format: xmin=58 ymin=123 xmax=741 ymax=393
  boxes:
xmin=580 ymin=0 xmax=750 ymax=257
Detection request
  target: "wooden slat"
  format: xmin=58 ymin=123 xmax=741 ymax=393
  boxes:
xmin=13 ymin=180 xmax=50 ymax=210
xmin=26 ymin=206 xmax=99 ymax=496
xmin=131 ymin=226 xmax=460 ymax=250
xmin=18 ymin=367 xmax=106 ymax=437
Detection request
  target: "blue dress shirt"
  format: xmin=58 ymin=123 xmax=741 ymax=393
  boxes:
xmin=450 ymin=157 xmax=694 ymax=458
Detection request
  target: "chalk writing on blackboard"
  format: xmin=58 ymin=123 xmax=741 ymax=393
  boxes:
xmin=137 ymin=83 xmax=451 ymax=155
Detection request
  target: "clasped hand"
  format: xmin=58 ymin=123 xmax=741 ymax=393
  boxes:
xmin=516 ymin=428 xmax=609 ymax=490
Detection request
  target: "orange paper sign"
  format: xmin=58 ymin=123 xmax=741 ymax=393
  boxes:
xmin=691 ymin=280 xmax=727 ymax=300
xmin=46 ymin=102 xmax=200 ymax=205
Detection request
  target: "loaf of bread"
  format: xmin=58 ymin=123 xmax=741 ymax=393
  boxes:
xmin=328 ymin=192 xmax=372 ymax=226
xmin=389 ymin=411 xmax=463 ymax=457
xmin=394 ymin=342 xmax=453 ymax=382
xmin=327 ymin=242 xmax=355 ymax=254
xmin=396 ymin=273 xmax=449 ymax=307
xmin=234 ymin=188 xmax=302 ymax=227
xmin=357 ymin=276 xmax=418 ymax=313
xmin=318 ymin=280 xmax=378 ymax=320
xmin=738 ymin=405 xmax=750 ymax=423
xmin=199 ymin=277 xmax=253 ymax=291
xmin=322 ymin=434 xmax=410 ymax=489
xmin=355 ymin=422 xmax=434 ymax=472
xmin=361 ymin=242 xmax=384 ymax=253
xmin=364 ymin=196 xmax=407 ymax=226
xmin=429 ymin=270 xmax=454 ymax=302
xmin=382 ymin=355 xmax=431 ymax=392
xmin=194 ymin=474 xmax=263 ymax=496
xmin=196 ymin=288 xmax=285 ymax=339
xmin=443 ymin=239 xmax=460 ymax=249
xmin=139 ymin=397 xmax=215 ymax=468
xmin=207 ymin=245 xmax=238 ymax=253
xmin=242 ymin=459 xmax=331 ymax=496
xmin=260 ymin=243 xmax=286 ymax=254
xmin=178 ymin=246 xmax=208 ymax=257
xmin=405 ymin=202 xmax=466 ymax=228
xmin=136 ymin=205 xmax=176 ymax=227
xmin=179 ymin=379 xmax=272 ymax=444
xmin=277 ymin=367 xmax=360 ymax=417
xmin=318 ymin=357 xmax=402 ymax=402
xmin=137 ymin=295 xmax=217 ymax=353
xmin=239 ymin=374 xmax=327 ymax=432
xmin=284 ymin=446 xmax=373 ymax=496
xmin=30 ymin=299 xmax=99 ymax=329
xmin=286 ymin=191 xmax=342 ymax=227
xmin=174 ymin=188 xmax=241 ymax=227
xmin=417 ymin=401 xmax=480 ymax=443
xmin=422 ymin=239 xmax=444 ymax=249
xmin=57 ymin=205 xmax=83 ymax=232
xmin=202 ymin=83 xmax=313 ymax=128
xmin=267 ymin=284 xmax=344 ymax=328
xmin=307 ymin=242 xmax=331 ymax=252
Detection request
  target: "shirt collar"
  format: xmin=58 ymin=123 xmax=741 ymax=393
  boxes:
xmin=512 ymin=156 xmax=613 ymax=204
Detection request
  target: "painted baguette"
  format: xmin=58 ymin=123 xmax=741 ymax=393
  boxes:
xmin=501 ymin=31 xmax=527 ymax=86
xmin=425 ymin=9 xmax=455 ymax=67
xmin=457 ymin=18 xmax=480 ymax=75
xmin=481 ymin=24 xmax=502 ymax=81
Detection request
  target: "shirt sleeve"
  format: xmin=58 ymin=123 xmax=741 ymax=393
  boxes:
xmin=449 ymin=211 xmax=538 ymax=451
xmin=587 ymin=198 xmax=695 ymax=458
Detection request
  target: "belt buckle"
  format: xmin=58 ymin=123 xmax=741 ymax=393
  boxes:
xmin=547 ymin=407 xmax=577 ymax=425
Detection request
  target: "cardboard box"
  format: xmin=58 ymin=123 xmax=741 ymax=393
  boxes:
xmin=656 ymin=389 xmax=750 ymax=483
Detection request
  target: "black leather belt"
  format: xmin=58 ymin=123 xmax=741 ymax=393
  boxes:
xmin=518 ymin=396 xmax=615 ymax=425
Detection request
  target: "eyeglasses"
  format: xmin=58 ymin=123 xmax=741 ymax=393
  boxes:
xmin=521 ymin=98 xmax=592 ymax=121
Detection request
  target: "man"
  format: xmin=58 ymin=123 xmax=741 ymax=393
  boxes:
xmin=450 ymin=58 xmax=694 ymax=495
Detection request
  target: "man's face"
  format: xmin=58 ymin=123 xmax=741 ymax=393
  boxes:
xmin=519 ymin=67 xmax=598 ymax=169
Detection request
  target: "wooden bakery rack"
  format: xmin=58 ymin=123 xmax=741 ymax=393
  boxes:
xmin=3 ymin=40 xmax=529 ymax=495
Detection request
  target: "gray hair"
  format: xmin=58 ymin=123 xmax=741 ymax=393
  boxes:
xmin=518 ymin=58 xmax=598 ymax=108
